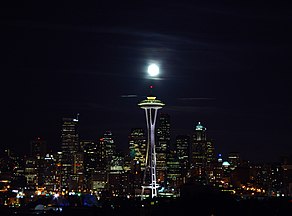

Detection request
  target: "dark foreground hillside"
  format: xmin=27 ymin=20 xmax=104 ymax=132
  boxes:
xmin=1 ymin=184 xmax=291 ymax=216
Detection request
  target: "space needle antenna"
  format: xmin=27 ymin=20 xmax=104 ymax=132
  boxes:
xmin=138 ymin=90 xmax=165 ymax=200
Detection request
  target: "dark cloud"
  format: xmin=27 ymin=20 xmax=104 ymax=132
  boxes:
xmin=178 ymin=98 xmax=216 ymax=101
xmin=164 ymin=105 xmax=216 ymax=113
xmin=120 ymin=95 xmax=138 ymax=98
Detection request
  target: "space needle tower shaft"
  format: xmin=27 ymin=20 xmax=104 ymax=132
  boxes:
xmin=138 ymin=95 xmax=165 ymax=199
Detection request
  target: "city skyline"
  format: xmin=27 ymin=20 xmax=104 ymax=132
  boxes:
xmin=0 ymin=111 xmax=288 ymax=165
xmin=2 ymin=1 xmax=292 ymax=163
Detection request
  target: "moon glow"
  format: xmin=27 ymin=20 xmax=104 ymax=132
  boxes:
xmin=147 ymin=64 xmax=159 ymax=77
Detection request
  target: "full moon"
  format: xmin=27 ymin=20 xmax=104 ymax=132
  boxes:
xmin=147 ymin=64 xmax=159 ymax=76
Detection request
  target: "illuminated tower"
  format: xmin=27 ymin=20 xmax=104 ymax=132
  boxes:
xmin=138 ymin=95 xmax=165 ymax=199
xmin=156 ymin=113 xmax=171 ymax=184
xmin=190 ymin=122 xmax=215 ymax=184
xmin=60 ymin=115 xmax=79 ymax=191
xmin=99 ymin=130 xmax=116 ymax=168
xmin=129 ymin=128 xmax=147 ymax=170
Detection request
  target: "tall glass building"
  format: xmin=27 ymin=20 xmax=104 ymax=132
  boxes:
xmin=190 ymin=122 xmax=215 ymax=184
xmin=99 ymin=130 xmax=116 ymax=169
xmin=60 ymin=116 xmax=79 ymax=191
xmin=129 ymin=128 xmax=147 ymax=170
xmin=156 ymin=113 xmax=171 ymax=184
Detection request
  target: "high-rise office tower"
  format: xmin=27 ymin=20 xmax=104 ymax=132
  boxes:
xmin=190 ymin=122 xmax=215 ymax=184
xmin=99 ymin=130 xmax=116 ymax=169
xmin=108 ymin=154 xmax=126 ymax=197
xmin=61 ymin=117 xmax=79 ymax=154
xmin=166 ymin=150 xmax=182 ymax=191
xmin=43 ymin=153 xmax=57 ymax=192
xmin=128 ymin=128 xmax=146 ymax=195
xmin=156 ymin=113 xmax=170 ymax=184
xmin=24 ymin=156 xmax=38 ymax=189
xmin=82 ymin=140 xmax=98 ymax=189
xmin=138 ymin=95 xmax=165 ymax=199
xmin=194 ymin=122 xmax=207 ymax=141
xmin=175 ymin=135 xmax=190 ymax=178
xmin=60 ymin=115 xmax=79 ymax=191
xmin=190 ymin=122 xmax=207 ymax=174
xmin=129 ymin=128 xmax=147 ymax=170
xmin=30 ymin=137 xmax=47 ymax=187
xmin=82 ymin=139 xmax=108 ymax=191
xmin=72 ymin=152 xmax=84 ymax=191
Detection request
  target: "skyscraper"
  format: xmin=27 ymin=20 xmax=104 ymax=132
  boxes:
xmin=61 ymin=117 xmax=79 ymax=154
xmin=30 ymin=137 xmax=47 ymax=188
xmin=43 ymin=153 xmax=58 ymax=192
xmin=100 ymin=130 xmax=116 ymax=169
xmin=60 ymin=116 xmax=79 ymax=191
xmin=129 ymin=128 xmax=147 ymax=170
xmin=138 ymin=95 xmax=165 ymax=199
xmin=166 ymin=150 xmax=182 ymax=192
xmin=82 ymin=140 xmax=98 ymax=189
xmin=156 ymin=113 xmax=171 ymax=184
xmin=190 ymin=122 xmax=215 ymax=184
xmin=175 ymin=135 xmax=190 ymax=177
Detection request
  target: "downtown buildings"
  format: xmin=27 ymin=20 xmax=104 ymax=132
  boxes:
xmin=0 ymin=112 xmax=292 ymax=206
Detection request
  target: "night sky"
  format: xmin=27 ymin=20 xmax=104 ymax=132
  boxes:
xmin=2 ymin=1 xmax=292 ymax=162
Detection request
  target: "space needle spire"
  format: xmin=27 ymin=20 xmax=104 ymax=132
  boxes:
xmin=138 ymin=90 xmax=165 ymax=199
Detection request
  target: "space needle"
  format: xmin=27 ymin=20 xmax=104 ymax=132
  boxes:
xmin=138 ymin=63 xmax=165 ymax=199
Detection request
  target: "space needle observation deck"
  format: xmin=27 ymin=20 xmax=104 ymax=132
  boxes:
xmin=138 ymin=95 xmax=165 ymax=199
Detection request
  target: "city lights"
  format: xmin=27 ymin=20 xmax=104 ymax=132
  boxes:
xmin=1 ymin=1 xmax=291 ymax=215
xmin=0 ymin=113 xmax=291 ymax=213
